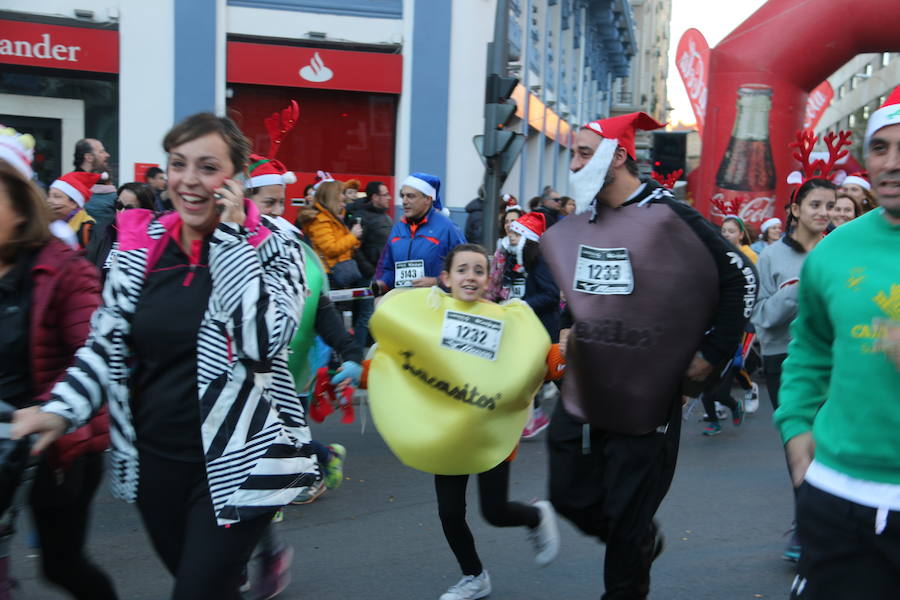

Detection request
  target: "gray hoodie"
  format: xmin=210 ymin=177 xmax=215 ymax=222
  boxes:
xmin=751 ymin=238 xmax=807 ymax=356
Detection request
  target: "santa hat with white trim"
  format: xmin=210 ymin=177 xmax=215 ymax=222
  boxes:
xmin=247 ymin=153 xmax=296 ymax=188
xmin=865 ymin=86 xmax=900 ymax=150
xmin=570 ymin=111 xmax=665 ymax=214
xmin=401 ymin=172 xmax=450 ymax=216
xmin=0 ymin=125 xmax=35 ymax=179
xmin=50 ymin=171 xmax=101 ymax=207
xmin=841 ymin=172 xmax=871 ymax=191
xmin=509 ymin=211 xmax=547 ymax=242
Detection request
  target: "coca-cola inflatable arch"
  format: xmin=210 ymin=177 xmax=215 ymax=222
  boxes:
xmin=693 ymin=0 xmax=900 ymax=232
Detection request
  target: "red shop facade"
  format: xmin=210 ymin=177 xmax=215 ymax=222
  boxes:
xmin=226 ymin=40 xmax=402 ymax=223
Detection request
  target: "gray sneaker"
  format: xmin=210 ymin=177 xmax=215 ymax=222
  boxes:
xmin=439 ymin=571 xmax=491 ymax=600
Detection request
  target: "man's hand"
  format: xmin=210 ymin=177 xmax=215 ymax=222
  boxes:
xmin=11 ymin=406 xmax=68 ymax=455
xmin=685 ymin=352 xmax=714 ymax=382
xmin=874 ymin=319 xmax=900 ymax=371
xmin=411 ymin=276 xmax=438 ymax=288
xmin=559 ymin=328 xmax=571 ymax=358
xmin=785 ymin=431 xmax=815 ymax=488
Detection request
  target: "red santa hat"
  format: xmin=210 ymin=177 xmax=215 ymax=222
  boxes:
xmin=509 ymin=211 xmax=547 ymax=243
xmin=841 ymin=172 xmax=871 ymax=191
xmin=583 ymin=112 xmax=665 ymax=160
xmin=865 ymin=86 xmax=900 ymax=149
xmin=502 ymin=193 xmax=523 ymax=213
xmin=570 ymin=112 xmax=665 ymax=215
xmin=247 ymin=153 xmax=296 ymax=188
xmin=50 ymin=171 xmax=101 ymax=207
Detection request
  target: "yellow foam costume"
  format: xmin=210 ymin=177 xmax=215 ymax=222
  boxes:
xmin=368 ymin=288 xmax=551 ymax=475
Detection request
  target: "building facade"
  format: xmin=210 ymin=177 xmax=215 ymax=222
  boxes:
xmin=0 ymin=0 xmax=642 ymax=221
xmin=609 ymin=0 xmax=671 ymax=167
xmin=817 ymin=52 xmax=900 ymax=162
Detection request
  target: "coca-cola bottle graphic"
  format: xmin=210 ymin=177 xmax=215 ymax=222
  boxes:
xmin=712 ymin=85 xmax=777 ymax=232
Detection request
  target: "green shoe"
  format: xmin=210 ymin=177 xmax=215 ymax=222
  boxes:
xmin=702 ymin=422 xmax=722 ymax=436
xmin=324 ymin=444 xmax=346 ymax=489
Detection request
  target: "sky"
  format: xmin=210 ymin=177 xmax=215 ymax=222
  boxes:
xmin=666 ymin=0 xmax=768 ymax=125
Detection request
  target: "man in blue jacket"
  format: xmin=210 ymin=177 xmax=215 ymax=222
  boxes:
xmin=374 ymin=172 xmax=465 ymax=291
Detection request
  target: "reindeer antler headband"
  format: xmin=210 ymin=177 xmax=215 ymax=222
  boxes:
xmin=264 ymin=99 xmax=299 ymax=159
xmin=650 ymin=169 xmax=683 ymax=190
xmin=711 ymin=194 xmax=745 ymax=220
xmin=786 ymin=129 xmax=852 ymax=186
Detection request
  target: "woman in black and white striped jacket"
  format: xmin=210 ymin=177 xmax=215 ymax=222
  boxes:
xmin=13 ymin=113 xmax=319 ymax=600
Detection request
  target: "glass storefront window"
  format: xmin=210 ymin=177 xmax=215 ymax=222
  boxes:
xmin=0 ymin=66 xmax=118 ymax=185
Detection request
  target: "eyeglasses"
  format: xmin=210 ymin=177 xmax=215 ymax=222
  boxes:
xmin=114 ymin=201 xmax=137 ymax=211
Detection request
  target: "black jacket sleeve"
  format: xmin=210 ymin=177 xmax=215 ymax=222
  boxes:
xmin=313 ymin=293 xmax=364 ymax=363
xmin=524 ymin=255 xmax=560 ymax=315
xmin=663 ymin=199 xmax=757 ymax=365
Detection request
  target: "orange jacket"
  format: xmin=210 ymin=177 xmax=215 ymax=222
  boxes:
xmin=303 ymin=202 xmax=360 ymax=271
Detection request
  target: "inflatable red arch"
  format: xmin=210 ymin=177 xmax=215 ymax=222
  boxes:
xmin=693 ymin=0 xmax=900 ymax=231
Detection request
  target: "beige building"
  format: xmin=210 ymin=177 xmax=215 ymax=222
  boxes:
xmin=817 ymin=52 xmax=900 ymax=162
xmin=610 ymin=0 xmax=672 ymax=163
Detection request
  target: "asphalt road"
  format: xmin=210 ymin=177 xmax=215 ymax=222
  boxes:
xmin=10 ymin=386 xmax=798 ymax=599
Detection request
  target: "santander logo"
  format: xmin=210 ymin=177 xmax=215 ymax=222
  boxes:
xmin=299 ymin=52 xmax=333 ymax=83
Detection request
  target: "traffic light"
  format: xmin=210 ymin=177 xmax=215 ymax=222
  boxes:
xmin=482 ymin=73 xmax=522 ymax=162
xmin=651 ymin=132 xmax=687 ymax=177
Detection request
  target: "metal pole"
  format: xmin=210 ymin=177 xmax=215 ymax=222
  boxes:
xmin=551 ymin=1 xmax=564 ymax=190
xmin=536 ymin=1 xmax=551 ymax=193
xmin=480 ymin=0 xmax=511 ymax=252
xmin=517 ymin=0 xmax=533 ymax=201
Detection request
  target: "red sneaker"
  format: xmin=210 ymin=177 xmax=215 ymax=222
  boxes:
xmin=521 ymin=409 xmax=550 ymax=439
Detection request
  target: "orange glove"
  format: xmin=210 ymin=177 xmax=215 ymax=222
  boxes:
xmin=360 ymin=359 xmax=372 ymax=389
xmin=545 ymin=343 xmax=566 ymax=381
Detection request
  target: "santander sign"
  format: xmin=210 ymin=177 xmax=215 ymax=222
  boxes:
xmin=0 ymin=33 xmax=82 ymax=62
xmin=0 ymin=20 xmax=118 ymax=73
xmin=299 ymin=52 xmax=333 ymax=83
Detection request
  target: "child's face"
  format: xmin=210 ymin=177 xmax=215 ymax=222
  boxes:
xmin=440 ymin=251 xmax=489 ymax=302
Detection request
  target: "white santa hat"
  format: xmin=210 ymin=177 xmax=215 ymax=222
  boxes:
xmin=0 ymin=125 xmax=35 ymax=179
xmin=865 ymin=86 xmax=900 ymax=150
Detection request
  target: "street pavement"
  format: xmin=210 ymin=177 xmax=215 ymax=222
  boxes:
xmin=11 ymin=385 xmax=798 ymax=599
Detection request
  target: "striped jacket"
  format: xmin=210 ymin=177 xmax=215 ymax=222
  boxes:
xmin=42 ymin=202 xmax=320 ymax=525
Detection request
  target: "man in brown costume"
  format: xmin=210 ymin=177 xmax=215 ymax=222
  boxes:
xmin=541 ymin=112 xmax=757 ymax=599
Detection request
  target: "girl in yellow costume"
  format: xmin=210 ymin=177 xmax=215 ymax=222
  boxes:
xmin=367 ymin=244 xmax=563 ymax=600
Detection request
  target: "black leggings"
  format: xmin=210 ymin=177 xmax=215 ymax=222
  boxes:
xmin=136 ymin=451 xmax=274 ymax=600
xmin=29 ymin=452 xmax=118 ymax=600
xmin=435 ymin=461 xmax=540 ymax=576
xmin=763 ymin=353 xmax=787 ymax=410
xmin=701 ymin=366 xmax=740 ymax=424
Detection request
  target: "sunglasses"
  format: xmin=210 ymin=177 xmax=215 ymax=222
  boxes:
xmin=115 ymin=201 xmax=137 ymax=211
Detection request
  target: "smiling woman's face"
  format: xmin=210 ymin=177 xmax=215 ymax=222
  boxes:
xmin=167 ymin=132 xmax=235 ymax=237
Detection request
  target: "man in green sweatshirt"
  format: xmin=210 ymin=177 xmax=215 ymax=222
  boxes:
xmin=775 ymin=88 xmax=900 ymax=599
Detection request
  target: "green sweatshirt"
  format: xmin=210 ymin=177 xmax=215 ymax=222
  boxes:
xmin=775 ymin=209 xmax=900 ymax=484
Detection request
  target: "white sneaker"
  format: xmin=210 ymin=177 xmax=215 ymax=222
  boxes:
xmin=744 ymin=382 xmax=760 ymax=414
xmin=529 ymin=500 xmax=560 ymax=567
xmin=439 ymin=571 xmax=491 ymax=600
xmin=714 ymin=401 xmax=728 ymax=420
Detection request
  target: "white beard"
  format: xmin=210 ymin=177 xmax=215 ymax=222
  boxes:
xmin=569 ymin=137 xmax=618 ymax=215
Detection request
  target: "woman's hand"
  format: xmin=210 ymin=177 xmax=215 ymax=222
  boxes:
xmin=11 ymin=406 xmax=68 ymax=455
xmin=350 ymin=223 xmax=363 ymax=238
xmin=214 ymin=178 xmax=246 ymax=226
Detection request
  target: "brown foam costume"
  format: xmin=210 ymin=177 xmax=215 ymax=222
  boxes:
xmin=542 ymin=113 xmax=719 ymax=435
